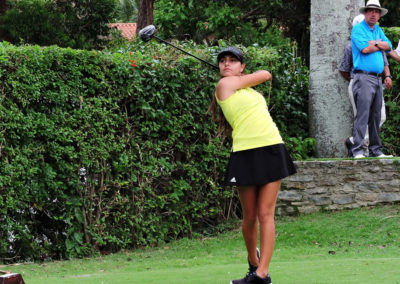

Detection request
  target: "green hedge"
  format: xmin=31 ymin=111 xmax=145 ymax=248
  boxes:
xmin=382 ymin=27 xmax=400 ymax=155
xmin=0 ymin=40 xmax=310 ymax=261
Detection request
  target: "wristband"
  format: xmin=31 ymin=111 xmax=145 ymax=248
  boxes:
xmin=384 ymin=75 xmax=392 ymax=79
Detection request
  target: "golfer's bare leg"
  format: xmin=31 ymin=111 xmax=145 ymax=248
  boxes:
xmin=256 ymin=180 xmax=281 ymax=278
xmin=238 ymin=186 xmax=259 ymax=267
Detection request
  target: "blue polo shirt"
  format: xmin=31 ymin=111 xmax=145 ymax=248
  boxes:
xmin=351 ymin=20 xmax=392 ymax=74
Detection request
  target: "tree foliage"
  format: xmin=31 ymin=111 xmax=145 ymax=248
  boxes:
xmin=152 ymin=0 xmax=400 ymax=65
xmin=117 ymin=0 xmax=138 ymax=22
xmin=0 ymin=0 xmax=8 ymax=41
xmin=154 ymin=0 xmax=310 ymax=61
xmin=379 ymin=1 xmax=400 ymax=27
xmin=0 ymin=0 xmax=117 ymax=49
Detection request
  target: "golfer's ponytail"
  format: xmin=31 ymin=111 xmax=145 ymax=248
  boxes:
xmin=207 ymin=95 xmax=232 ymax=140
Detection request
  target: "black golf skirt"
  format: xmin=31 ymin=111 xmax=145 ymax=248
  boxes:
xmin=223 ymin=143 xmax=296 ymax=186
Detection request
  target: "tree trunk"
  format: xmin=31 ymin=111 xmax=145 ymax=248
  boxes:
xmin=309 ymin=0 xmax=364 ymax=157
xmin=136 ymin=0 xmax=154 ymax=34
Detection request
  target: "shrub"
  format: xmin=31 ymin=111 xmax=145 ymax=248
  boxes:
xmin=381 ymin=27 xmax=400 ymax=156
xmin=0 ymin=40 xmax=309 ymax=261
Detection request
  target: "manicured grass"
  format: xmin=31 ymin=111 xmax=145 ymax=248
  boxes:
xmin=3 ymin=205 xmax=400 ymax=284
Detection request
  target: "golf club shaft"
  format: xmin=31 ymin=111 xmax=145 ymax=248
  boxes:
xmin=153 ymin=36 xmax=219 ymax=69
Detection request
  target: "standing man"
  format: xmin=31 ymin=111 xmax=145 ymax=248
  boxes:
xmin=340 ymin=14 xmax=392 ymax=157
xmin=349 ymin=0 xmax=393 ymax=158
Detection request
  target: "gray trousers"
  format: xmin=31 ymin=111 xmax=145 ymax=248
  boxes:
xmin=348 ymin=79 xmax=386 ymax=155
xmin=351 ymin=73 xmax=383 ymax=157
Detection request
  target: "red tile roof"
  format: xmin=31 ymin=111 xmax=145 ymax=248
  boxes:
xmin=109 ymin=23 xmax=137 ymax=41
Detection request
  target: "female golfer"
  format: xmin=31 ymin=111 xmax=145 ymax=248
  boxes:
xmin=209 ymin=47 xmax=296 ymax=284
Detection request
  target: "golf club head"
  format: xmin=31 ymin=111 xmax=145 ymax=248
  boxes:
xmin=139 ymin=25 xmax=156 ymax=42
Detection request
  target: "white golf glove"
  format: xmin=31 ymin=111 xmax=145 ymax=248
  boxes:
xmin=395 ymin=40 xmax=400 ymax=56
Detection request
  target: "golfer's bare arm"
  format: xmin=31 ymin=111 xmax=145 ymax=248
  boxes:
xmin=216 ymin=71 xmax=271 ymax=101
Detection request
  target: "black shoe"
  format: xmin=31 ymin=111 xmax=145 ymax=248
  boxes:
xmin=230 ymin=272 xmax=272 ymax=284
xmin=344 ymin=137 xmax=353 ymax=157
xmin=247 ymin=248 xmax=260 ymax=274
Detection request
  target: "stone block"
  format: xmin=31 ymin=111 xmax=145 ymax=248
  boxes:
xmin=355 ymin=192 xmax=378 ymax=202
xmin=343 ymin=174 xmax=362 ymax=183
xmin=316 ymin=177 xmax=337 ymax=186
xmin=285 ymin=206 xmax=297 ymax=214
xmin=367 ymin=166 xmax=381 ymax=173
xmin=278 ymin=191 xmax=303 ymax=202
xmin=309 ymin=195 xmax=332 ymax=205
xmin=337 ymin=184 xmax=356 ymax=194
xmin=382 ymin=173 xmax=400 ymax=180
xmin=320 ymin=161 xmax=337 ymax=168
xmin=298 ymin=205 xmax=320 ymax=214
xmin=389 ymin=179 xmax=400 ymax=188
xmin=287 ymin=175 xmax=314 ymax=182
xmin=355 ymin=182 xmax=379 ymax=192
xmin=356 ymin=201 xmax=369 ymax=207
xmin=291 ymin=201 xmax=311 ymax=206
xmin=305 ymin=187 xmax=328 ymax=194
xmin=344 ymin=203 xmax=361 ymax=209
xmin=378 ymin=193 xmax=400 ymax=203
xmin=359 ymin=172 xmax=378 ymax=182
xmin=333 ymin=194 xmax=354 ymax=205
xmin=379 ymin=159 xmax=395 ymax=165
xmin=282 ymin=182 xmax=306 ymax=190
xmin=275 ymin=207 xmax=285 ymax=216
xmin=327 ymin=204 xmax=339 ymax=211
xmin=378 ymin=183 xmax=398 ymax=192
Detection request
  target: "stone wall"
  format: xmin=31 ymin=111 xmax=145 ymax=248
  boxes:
xmin=277 ymin=159 xmax=400 ymax=215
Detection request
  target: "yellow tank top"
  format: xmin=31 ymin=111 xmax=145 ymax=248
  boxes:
xmin=216 ymin=87 xmax=283 ymax=152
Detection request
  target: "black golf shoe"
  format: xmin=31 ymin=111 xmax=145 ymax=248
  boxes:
xmin=230 ymin=272 xmax=272 ymax=284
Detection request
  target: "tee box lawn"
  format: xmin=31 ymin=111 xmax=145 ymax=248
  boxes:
xmin=3 ymin=205 xmax=400 ymax=284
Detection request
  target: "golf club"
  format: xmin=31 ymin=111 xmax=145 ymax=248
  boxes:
xmin=138 ymin=25 xmax=219 ymax=70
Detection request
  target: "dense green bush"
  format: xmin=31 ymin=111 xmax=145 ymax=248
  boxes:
xmin=0 ymin=40 xmax=309 ymax=261
xmin=382 ymin=27 xmax=400 ymax=155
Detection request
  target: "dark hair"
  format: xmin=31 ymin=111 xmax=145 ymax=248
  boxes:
xmin=207 ymin=95 xmax=232 ymax=140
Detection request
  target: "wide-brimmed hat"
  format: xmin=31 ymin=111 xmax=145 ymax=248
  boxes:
xmin=359 ymin=0 xmax=388 ymax=17
xmin=217 ymin=47 xmax=244 ymax=63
